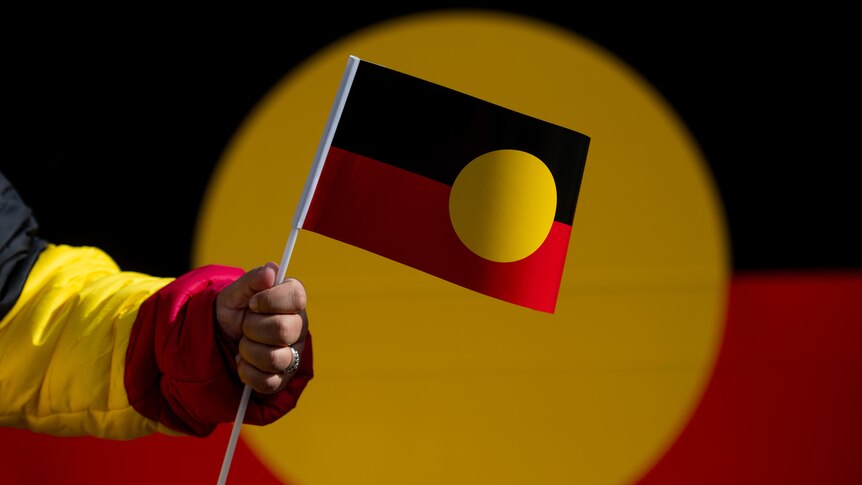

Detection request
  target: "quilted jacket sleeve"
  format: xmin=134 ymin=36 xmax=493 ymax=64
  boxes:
xmin=0 ymin=244 xmax=314 ymax=439
xmin=0 ymin=243 xmax=179 ymax=438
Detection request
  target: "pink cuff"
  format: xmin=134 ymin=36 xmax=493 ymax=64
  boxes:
xmin=125 ymin=265 xmax=314 ymax=437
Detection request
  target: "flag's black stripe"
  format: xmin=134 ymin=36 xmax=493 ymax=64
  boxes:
xmin=332 ymin=59 xmax=591 ymax=225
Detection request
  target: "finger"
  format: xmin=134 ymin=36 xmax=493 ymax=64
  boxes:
xmin=239 ymin=338 xmax=298 ymax=374
xmin=249 ymin=277 xmax=306 ymax=314
xmin=241 ymin=311 xmax=307 ymax=346
xmin=219 ymin=262 xmax=279 ymax=311
xmin=236 ymin=358 xmax=288 ymax=395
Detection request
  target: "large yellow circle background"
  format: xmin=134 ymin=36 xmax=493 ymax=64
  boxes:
xmin=194 ymin=10 xmax=729 ymax=485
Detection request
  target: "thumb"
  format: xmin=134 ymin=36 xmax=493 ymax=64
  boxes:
xmin=219 ymin=262 xmax=279 ymax=311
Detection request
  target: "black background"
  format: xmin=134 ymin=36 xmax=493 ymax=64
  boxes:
xmin=4 ymin=5 xmax=859 ymax=277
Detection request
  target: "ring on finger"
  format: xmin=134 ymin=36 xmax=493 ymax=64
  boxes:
xmin=283 ymin=346 xmax=300 ymax=375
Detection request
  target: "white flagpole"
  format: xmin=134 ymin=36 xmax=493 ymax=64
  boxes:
xmin=216 ymin=55 xmax=361 ymax=485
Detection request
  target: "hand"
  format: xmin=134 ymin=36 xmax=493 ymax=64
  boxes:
xmin=215 ymin=262 xmax=308 ymax=394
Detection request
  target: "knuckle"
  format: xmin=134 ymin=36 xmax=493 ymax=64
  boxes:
xmin=265 ymin=351 xmax=281 ymax=372
xmin=278 ymin=316 xmax=301 ymax=344
xmin=285 ymin=278 xmax=307 ymax=309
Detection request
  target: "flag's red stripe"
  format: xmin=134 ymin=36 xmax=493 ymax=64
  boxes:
xmin=303 ymin=146 xmax=571 ymax=313
xmin=635 ymin=271 xmax=862 ymax=485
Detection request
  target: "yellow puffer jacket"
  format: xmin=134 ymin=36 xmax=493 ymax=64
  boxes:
xmin=0 ymin=243 xmax=314 ymax=440
xmin=0 ymin=244 xmax=176 ymax=438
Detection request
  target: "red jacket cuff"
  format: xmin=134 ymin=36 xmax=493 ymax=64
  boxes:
xmin=124 ymin=264 xmax=314 ymax=437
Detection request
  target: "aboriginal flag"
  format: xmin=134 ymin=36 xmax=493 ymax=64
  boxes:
xmin=298 ymin=56 xmax=590 ymax=313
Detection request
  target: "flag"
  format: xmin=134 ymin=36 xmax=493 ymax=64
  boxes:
xmin=296 ymin=55 xmax=590 ymax=313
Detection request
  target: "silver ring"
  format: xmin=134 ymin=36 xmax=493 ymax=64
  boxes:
xmin=283 ymin=346 xmax=300 ymax=375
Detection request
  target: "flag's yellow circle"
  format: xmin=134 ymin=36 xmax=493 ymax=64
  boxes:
xmin=449 ymin=149 xmax=557 ymax=262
